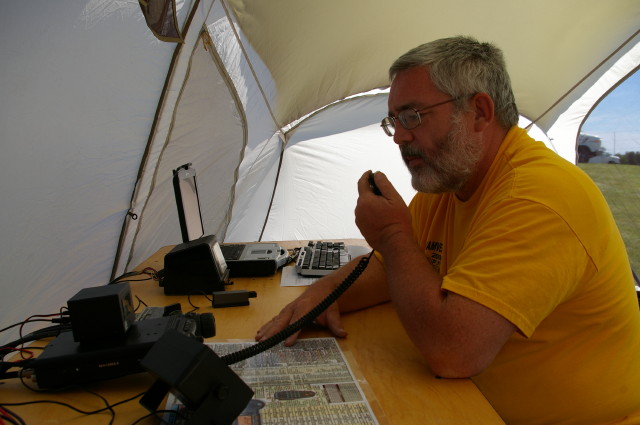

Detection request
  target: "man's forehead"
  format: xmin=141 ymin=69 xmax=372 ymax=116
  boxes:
xmin=390 ymin=66 xmax=431 ymax=86
xmin=388 ymin=67 xmax=441 ymax=111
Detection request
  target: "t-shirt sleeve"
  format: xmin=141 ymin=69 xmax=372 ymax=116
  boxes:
xmin=441 ymin=197 xmax=592 ymax=337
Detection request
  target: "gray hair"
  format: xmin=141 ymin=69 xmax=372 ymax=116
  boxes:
xmin=389 ymin=36 xmax=519 ymax=129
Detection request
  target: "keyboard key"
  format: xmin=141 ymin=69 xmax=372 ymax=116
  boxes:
xmin=296 ymin=241 xmax=351 ymax=276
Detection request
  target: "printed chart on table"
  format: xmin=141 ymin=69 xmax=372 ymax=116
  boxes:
xmin=165 ymin=338 xmax=380 ymax=425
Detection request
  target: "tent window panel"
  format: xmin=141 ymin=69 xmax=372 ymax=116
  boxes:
xmin=139 ymin=0 xmax=189 ymax=42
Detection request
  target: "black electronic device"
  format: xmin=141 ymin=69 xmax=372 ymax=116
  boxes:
xmin=29 ymin=287 xmax=216 ymax=389
xmin=171 ymin=163 xmax=288 ymax=278
xmin=67 ymin=282 xmax=135 ymax=343
xmin=220 ymin=242 xmax=289 ymax=277
xmin=136 ymin=303 xmax=184 ymax=320
xmin=368 ymin=171 xmax=382 ymax=196
xmin=212 ymin=290 xmax=257 ymax=308
xmin=162 ymin=234 xmax=230 ymax=295
xmin=140 ymin=330 xmax=254 ymax=425
xmin=31 ymin=315 xmax=201 ymax=389
xmin=136 ymin=305 xmax=216 ymax=340
xmin=173 ymin=163 xmax=205 ymax=243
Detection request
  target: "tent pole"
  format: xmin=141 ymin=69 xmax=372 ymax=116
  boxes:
xmin=258 ymin=133 xmax=286 ymax=241
xmin=110 ymin=0 xmax=202 ymax=280
xmin=527 ymin=29 xmax=640 ymax=129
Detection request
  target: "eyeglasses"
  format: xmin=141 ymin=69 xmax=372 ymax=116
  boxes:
xmin=380 ymin=98 xmax=458 ymax=137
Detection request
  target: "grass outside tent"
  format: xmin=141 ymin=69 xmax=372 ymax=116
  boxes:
xmin=579 ymin=164 xmax=640 ymax=275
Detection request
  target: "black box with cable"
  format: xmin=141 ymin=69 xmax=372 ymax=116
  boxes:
xmin=67 ymin=282 xmax=135 ymax=344
xmin=30 ymin=316 xmax=200 ymax=389
xmin=162 ymin=235 xmax=230 ymax=295
xmin=212 ymin=290 xmax=257 ymax=308
xmin=29 ymin=284 xmax=217 ymax=389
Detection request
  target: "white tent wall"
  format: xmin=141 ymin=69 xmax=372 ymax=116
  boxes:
xmin=262 ymin=94 xmax=415 ymax=241
xmin=223 ymin=131 xmax=283 ymax=241
xmin=261 ymin=94 xmax=553 ymax=242
xmin=0 ymin=2 xmax=177 ymax=345
xmin=206 ymin=5 xmax=285 ymax=243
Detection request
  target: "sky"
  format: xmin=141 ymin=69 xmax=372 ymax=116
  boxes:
xmin=581 ymin=69 xmax=640 ymax=155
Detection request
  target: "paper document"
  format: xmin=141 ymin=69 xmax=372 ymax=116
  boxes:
xmin=280 ymin=265 xmax=319 ymax=286
xmin=164 ymin=338 xmax=380 ymax=425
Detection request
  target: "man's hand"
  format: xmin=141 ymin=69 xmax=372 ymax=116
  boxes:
xmin=255 ymin=253 xmax=390 ymax=347
xmin=255 ymin=276 xmax=347 ymax=347
xmin=355 ymin=171 xmax=413 ymax=252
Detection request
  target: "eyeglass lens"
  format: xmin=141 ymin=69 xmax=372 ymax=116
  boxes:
xmin=381 ymin=109 xmax=421 ymax=136
xmin=380 ymin=97 xmax=460 ymax=137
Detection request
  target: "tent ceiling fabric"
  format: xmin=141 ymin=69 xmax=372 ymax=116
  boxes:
xmin=225 ymin=0 xmax=639 ymax=132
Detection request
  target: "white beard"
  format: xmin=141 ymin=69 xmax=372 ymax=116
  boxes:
xmin=401 ymin=111 xmax=483 ymax=193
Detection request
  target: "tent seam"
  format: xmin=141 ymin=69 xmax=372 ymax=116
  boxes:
xmin=218 ymin=0 xmax=288 ymax=240
xmin=219 ymin=0 xmax=283 ymax=134
xmin=111 ymin=0 xmax=204 ymax=279
xmin=527 ymin=28 xmax=640 ymax=129
xmin=258 ymin=134 xmax=286 ymax=241
xmin=122 ymin=25 xmax=207 ymax=273
xmin=201 ymin=29 xmax=249 ymax=241
xmin=284 ymin=92 xmax=387 ymax=138
xmin=575 ymin=63 xmax=640 ymax=155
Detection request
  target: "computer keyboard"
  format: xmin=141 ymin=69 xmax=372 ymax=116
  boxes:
xmin=296 ymin=241 xmax=351 ymax=277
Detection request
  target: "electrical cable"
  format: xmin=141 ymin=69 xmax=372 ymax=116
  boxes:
xmin=0 ymin=348 xmax=36 ymax=376
xmin=109 ymin=268 xmax=160 ymax=285
xmin=0 ymin=391 xmax=146 ymax=421
xmin=84 ymin=389 xmax=115 ymax=425
xmin=0 ymin=415 xmax=17 ymax=425
xmin=131 ymin=409 xmax=185 ymax=425
xmin=221 ymin=250 xmax=375 ymax=365
xmin=0 ymin=406 xmax=24 ymax=425
xmin=1 ymin=326 xmax=63 ymax=382
xmin=0 ymin=325 xmax=70 ymax=354
xmin=0 ymin=320 xmax=52 ymax=335
xmin=0 ymin=311 xmax=69 ymax=367
xmin=186 ymin=291 xmax=213 ymax=312
xmin=108 ymin=271 xmax=141 ymax=284
xmin=281 ymin=247 xmax=301 ymax=269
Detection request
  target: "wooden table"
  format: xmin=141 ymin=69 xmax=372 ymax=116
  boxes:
xmin=0 ymin=241 xmax=505 ymax=425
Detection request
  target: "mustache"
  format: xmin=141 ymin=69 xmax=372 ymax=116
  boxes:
xmin=400 ymin=145 xmax=433 ymax=164
xmin=400 ymin=145 xmax=426 ymax=159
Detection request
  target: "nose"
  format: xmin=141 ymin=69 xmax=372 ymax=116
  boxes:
xmin=392 ymin=125 xmax=413 ymax=146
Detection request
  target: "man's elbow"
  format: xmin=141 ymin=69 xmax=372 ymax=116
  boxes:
xmin=427 ymin=352 xmax=491 ymax=378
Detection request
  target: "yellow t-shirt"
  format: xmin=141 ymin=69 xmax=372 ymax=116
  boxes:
xmin=408 ymin=127 xmax=640 ymax=425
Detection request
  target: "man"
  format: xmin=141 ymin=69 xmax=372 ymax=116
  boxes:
xmin=256 ymin=36 xmax=640 ymax=424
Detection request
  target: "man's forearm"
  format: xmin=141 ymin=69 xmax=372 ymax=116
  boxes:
xmin=310 ymin=254 xmax=389 ymax=313
xmin=376 ymin=233 xmax=454 ymax=367
xmin=378 ymin=233 xmax=516 ymax=378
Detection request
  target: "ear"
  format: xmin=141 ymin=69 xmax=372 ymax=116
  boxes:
xmin=470 ymin=92 xmax=495 ymax=132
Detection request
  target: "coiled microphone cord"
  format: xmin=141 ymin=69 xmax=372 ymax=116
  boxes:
xmin=221 ymin=250 xmax=375 ymax=365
